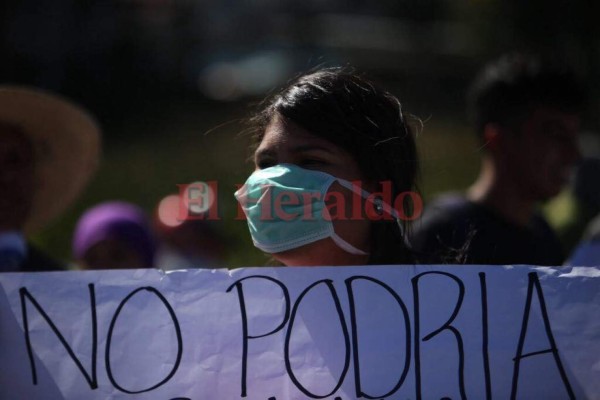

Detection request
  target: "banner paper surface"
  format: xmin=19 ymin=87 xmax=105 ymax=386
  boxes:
xmin=0 ymin=265 xmax=599 ymax=399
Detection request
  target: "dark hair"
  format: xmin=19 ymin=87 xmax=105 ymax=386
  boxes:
xmin=249 ymin=68 xmax=419 ymax=264
xmin=468 ymin=53 xmax=586 ymax=139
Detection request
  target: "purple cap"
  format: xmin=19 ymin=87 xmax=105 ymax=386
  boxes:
xmin=72 ymin=201 xmax=156 ymax=267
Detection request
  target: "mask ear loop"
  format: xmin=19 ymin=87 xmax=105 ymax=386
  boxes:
xmin=330 ymin=234 xmax=369 ymax=255
xmin=370 ymin=197 xmax=412 ymax=248
xmin=322 ymin=195 xmax=369 ymax=256
xmin=336 ymin=179 xmax=411 ymax=248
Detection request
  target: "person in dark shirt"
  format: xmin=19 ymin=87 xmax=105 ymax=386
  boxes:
xmin=411 ymin=54 xmax=585 ymax=265
xmin=413 ymin=194 xmax=565 ymax=264
xmin=0 ymin=87 xmax=100 ymax=272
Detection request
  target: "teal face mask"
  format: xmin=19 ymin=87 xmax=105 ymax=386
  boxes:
xmin=234 ymin=164 xmax=404 ymax=255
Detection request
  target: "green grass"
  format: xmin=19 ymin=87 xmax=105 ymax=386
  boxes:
xmin=415 ymin=118 xmax=481 ymax=201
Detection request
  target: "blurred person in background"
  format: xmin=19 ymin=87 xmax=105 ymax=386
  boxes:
xmin=72 ymin=201 xmax=156 ymax=270
xmin=564 ymin=147 xmax=600 ymax=266
xmin=154 ymin=193 xmax=227 ymax=270
xmin=411 ymin=54 xmax=585 ymax=265
xmin=0 ymin=87 xmax=100 ymax=272
xmin=567 ymin=213 xmax=600 ymax=265
xmin=548 ymin=134 xmax=600 ymax=255
xmin=235 ymin=68 xmax=421 ymax=266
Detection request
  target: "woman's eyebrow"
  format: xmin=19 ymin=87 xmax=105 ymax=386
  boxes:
xmin=290 ymin=144 xmax=335 ymax=154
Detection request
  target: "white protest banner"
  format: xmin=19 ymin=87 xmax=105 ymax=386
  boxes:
xmin=0 ymin=265 xmax=599 ymax=399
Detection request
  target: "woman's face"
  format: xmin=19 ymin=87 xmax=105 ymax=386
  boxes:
xmin=253 ymin=114 xmax=372 ymax=266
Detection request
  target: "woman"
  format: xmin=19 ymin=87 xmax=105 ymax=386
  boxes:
xmin=73 ymin=201 xmax=156 ymax=269
xmin=235 ymin=68 xmax=420 ymax=266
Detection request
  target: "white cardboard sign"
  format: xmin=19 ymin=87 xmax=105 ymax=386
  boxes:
xmin=0 ymin=265 xmax=599 ymax=399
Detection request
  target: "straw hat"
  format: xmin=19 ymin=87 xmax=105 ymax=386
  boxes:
xmin=0 ymin=86 xmax=101 ymax=233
